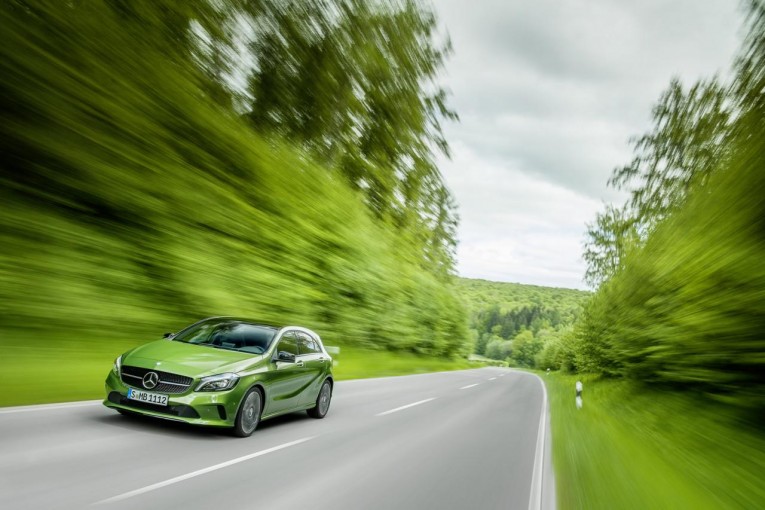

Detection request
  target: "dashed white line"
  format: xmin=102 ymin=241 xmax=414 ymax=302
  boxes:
xmin=489 ymin=377 xmax=497 ymax=381
xmin=93 ymin=437 xmax=315 ymax=505
xmin=459 ymin=383 xmax=479 ymax=390
xmin=376 ymin=398 xmax=436 ymax=416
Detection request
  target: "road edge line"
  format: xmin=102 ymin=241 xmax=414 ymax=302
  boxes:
xmin=0 ymin=400 xmax=102 ymax=414
xmin=524 ymin=371 xmax=549 ymax=510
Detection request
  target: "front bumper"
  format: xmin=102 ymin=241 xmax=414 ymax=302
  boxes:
xmin=103 ymin=371 xmax=240 ymax=427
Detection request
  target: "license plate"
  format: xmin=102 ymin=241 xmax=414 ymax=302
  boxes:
xmin=127 ymin=388 xmax=168 ymax=406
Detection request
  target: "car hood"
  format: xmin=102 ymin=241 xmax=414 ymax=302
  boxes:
xmin=122 ymin=340 xmax=264 ymax=378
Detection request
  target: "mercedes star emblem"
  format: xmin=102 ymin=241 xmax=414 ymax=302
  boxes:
xmin=142 ymin=371 xmax=160 ymax=389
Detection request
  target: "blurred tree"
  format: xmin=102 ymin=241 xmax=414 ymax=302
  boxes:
xmin=0 ymin=0 xmax=469 ymax=360
xmin=584 ymin=78 xmax=733 ymax=288
xmin=511 ymin=330 xmax=543 ymax=368
xmin=733 ymin=0 xmax=765 ymax=118
xmin=485 ymin=338 xmax=512 ymax=361
xmin=474 ymin=332 xmax=490 ymax=356
xmin=610 ymin=78 xmax=733 ymax=229
xmin=583 ymin=204 xmax=640 ymax=287
xmin=242 ymin=0 xmax=458 ymax=276
xmin=535 ymin=338 xmax=560 ymax=371
xmin=568 ymin=0 xmax=765 ymax=412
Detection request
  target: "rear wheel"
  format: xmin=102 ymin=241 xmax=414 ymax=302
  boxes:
xmin=232 ymin=388 xmax=262 ymax=437
xmin=307 ymin=380 xmax=332 ymax=419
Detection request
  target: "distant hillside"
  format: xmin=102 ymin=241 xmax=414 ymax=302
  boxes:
xmin=456 ymin=278 xmax=590 ymax=318
xmin=455 ymin=278 xmax=590 ymax=366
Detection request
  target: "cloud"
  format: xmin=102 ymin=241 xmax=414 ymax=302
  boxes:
xmin=440 ymin=142 xmax=604 ymax=289
xmin=433 ymin=0 xmax=742 ymax=288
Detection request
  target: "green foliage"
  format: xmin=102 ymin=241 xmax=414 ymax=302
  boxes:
xmin=484 ymin=339 xmax=513 ymax=361
xmin=610 ymin=77 xmax=733 ymax=228
xmin=535 ymin=337 xmax=561 ymax=370
xmin=456 ymin=278 xmax=589 ymax=366
xmin=572 ymin=3 xmax=765 ymax=413
xmin=510 ymin=329 xmax=542 ymax=367
xmin=583 ymin=204 xmax=640 ymax=287
xmin=0 ymin=0 xmax=469 ymax=374
xmin=457 ymin=279 xmax=589 ymax=321
xmin=242 ymin=0 xmax=459 ymax=275
xmin=584 ymin=78 xmax=732 ymax=286
xmin=573 ymin=112 xmax=765 ymax=406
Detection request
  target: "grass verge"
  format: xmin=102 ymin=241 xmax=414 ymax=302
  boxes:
xmin=543 ymin=372 xmax=765 ymax=510
xmin=332 ymin=347 xmax=473 ymax=380
xmin=0 ymin=340 xmax=474 ymax=407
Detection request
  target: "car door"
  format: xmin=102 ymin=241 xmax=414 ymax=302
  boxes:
xmin=263 ymin=331 xmax=310 ymax=416
xmin=296 ymin=331 xmax=330 ymax=406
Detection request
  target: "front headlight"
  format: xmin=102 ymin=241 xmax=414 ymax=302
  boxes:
xmin=196 ymin=373 xmax=239 ymax=392
xmin=112 ymin=355 xmax=122 ymax=376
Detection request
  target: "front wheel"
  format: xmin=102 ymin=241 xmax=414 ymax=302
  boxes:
xmin=232 ymin=388 xmax=262 ymax=437
xmin=307 ymin=380 xmax=332 ymax=419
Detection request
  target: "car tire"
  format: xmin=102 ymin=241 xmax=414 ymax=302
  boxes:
xmin=232 ymin=387 xmax=262 ymax=437
xmin=307 ymin=380 xmax=332 ymax=419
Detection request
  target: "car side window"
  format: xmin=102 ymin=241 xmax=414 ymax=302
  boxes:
xmin=276 ymin=331 xmax=298 ymax=356
xmin=297 ymin=332 xmax=322 ymax=355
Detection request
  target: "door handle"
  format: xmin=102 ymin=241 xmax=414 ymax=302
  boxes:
xmin=296 ymin=360 xmax=305 ymax=367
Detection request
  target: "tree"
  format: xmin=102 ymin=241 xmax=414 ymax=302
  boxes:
xmin=583 ymin=204 xmax=641 ymax=287
xmin=485 ymin=339 xmax=513 ymax=361
xmin=536 ymin=338 xmax=561 ymax=371
xmin=511 ymin=330 xmax=543 ymax=367
xmin=568 ymin=0 xmax=765 ymax=411
xmin=241 ymin=0 xmax=459 ymax=276
xmin=0 ymin=0 xmax=469 ymax=362
xmin=584 ymin=77 xmax=733 ymax=288
xmin=474 ymin=332 xmax=490 ymax=356
xmin=610 ymin=77 xmax=733 ymax=231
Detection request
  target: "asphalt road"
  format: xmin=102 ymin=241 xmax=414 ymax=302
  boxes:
xmin=0 ymin=367 xmax=555 ymax=510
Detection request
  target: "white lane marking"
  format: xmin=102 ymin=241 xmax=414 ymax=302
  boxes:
xmin=0 ymin=401 xmax=101 ymax=414
xmin=489 ymin=377 xmax=497 ymax=380
xmin=459 ymin=383 xmax=479 ymax=390
xmin=93 ymin=437 xmax=315 ymax=505
xmin=376 ymin=398 xmax=436 ymax=416
xmin=527 ymin=373 xmax=549 ymax=510
xmin=499 ymin=374 xmax=506 ymax=377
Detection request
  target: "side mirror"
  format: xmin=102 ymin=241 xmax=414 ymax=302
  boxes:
xmin=276 ymin=351 xmax=296 ymax=363
xmin=163 ymin=332 xmax=174 ymax=339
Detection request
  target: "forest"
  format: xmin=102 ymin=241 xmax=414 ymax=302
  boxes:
xmin=0 ymin=1 xmax=469 ymax=362
xmin=457 ymin=278 xmax=589 ymax=368
xmin=566 ymin=1 xmax=765 ymax=415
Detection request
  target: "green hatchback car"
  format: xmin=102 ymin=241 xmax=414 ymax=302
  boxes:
xmin=103 ymin=317 xmax=333 ymax=437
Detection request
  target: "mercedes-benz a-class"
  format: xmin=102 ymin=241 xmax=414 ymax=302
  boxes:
xmin=103 ymin=317 xmax=333 ymax=437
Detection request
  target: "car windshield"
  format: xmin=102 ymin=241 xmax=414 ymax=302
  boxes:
xmin=172 ymin=320 xmax=277 ymax=355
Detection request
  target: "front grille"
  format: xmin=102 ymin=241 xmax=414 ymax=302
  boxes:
xmin=121 ymin=365 xmax=193 ymax=394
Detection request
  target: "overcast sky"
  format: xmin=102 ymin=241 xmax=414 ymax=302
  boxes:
xmin=434 ymin=0 xmax=743 ymax=289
